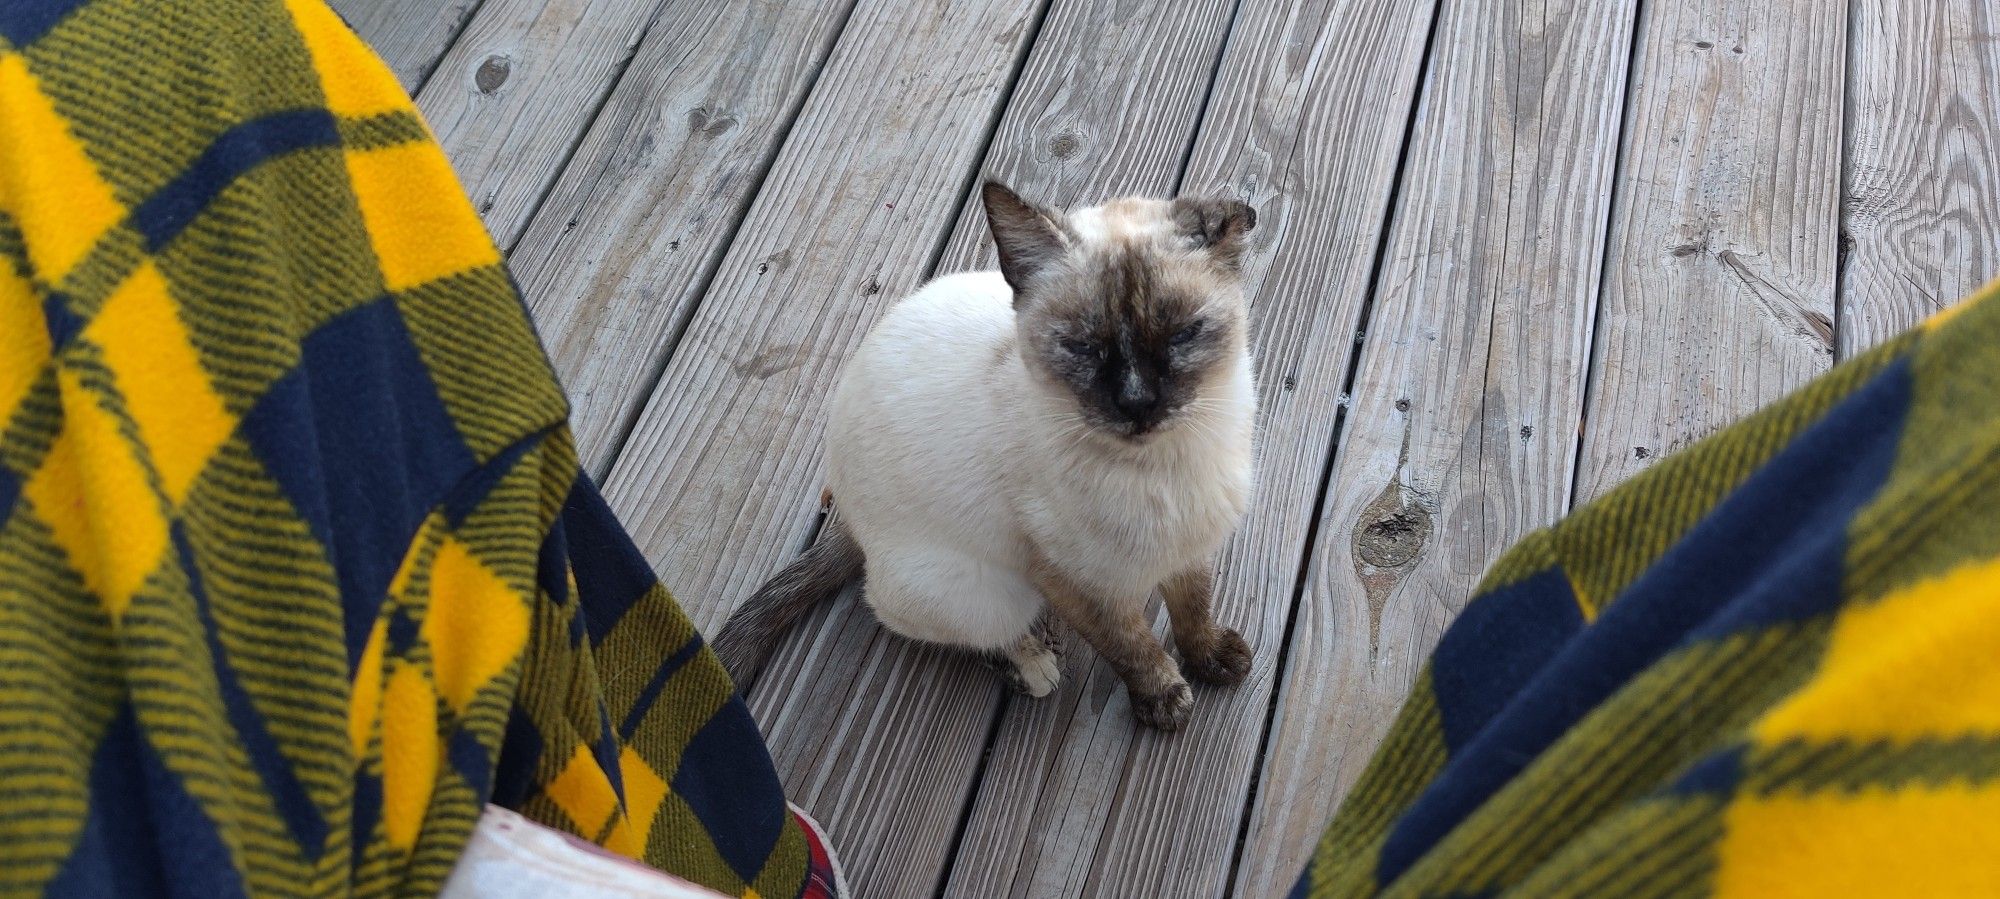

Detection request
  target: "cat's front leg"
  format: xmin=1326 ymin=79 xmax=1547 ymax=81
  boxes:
xmin=1161 ymin=565 xmax=1252 ymax=686
xmin=1030 ymin=563 xmax=1192 ymax=730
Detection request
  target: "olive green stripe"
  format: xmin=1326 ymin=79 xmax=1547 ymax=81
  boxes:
xmin=1748 ymin=735 xmax=2000 ymax=794
xmin=0 ymin=208 xmax=28 ymax=275
xmin=1 ymin=367 xmax=62 ymax=477
xmin=749 ymin=813 xmax=812 ymax=899
xmin=338 ymin=111 xmax=429 ymax=151
xmin=1548 ymin=798 xmax=1722 ymax=899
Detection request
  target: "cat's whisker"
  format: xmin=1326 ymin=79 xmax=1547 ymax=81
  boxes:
xmin=1062 ymin=424 xmax=1095 ymax=455
xmin=1183 ymin=419 xmax=1223 ymax=446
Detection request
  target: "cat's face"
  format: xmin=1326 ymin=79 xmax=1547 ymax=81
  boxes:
xmin=985 ymin=184 xmax=1257 ymax=440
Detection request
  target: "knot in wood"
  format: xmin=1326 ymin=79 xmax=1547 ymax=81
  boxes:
xmin=1357 ymin=510 xmax=1430 ymax=568
xmin=474 ymin=55 xmax=511 ymax=93
xmin=687 ymin=105 xmax=738 ymax=137
xmin=1353 ymin=483 xmax=1433 ymax=570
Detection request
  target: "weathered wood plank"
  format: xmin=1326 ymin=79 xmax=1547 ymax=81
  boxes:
xmin=332 ymin=0 xmax=483 ymax=91
xmin=591 ymin=1 xmax=1051 ymax=895
xmin=1842 ymin=0 xmax=2000 ymax=352
xmin=595 ymin=0 xmax=1045 ymax=628
xmin=1235 ymin=0 xmax=1638 ymax=892
xmin=415 ymin=0 xmax=676 ymax=250
xmin=732 ymin=1 xmax=1247 ymax=896
xmin=1572 ymin=0 xmax=1845 ymax=503
xmin=930 ymin=0 xmax=1235 ymax=274
xmin=933 ymin=0 xmax=1445 ymax=894
xmin=506 ymin=0 xmax=855 ymax=475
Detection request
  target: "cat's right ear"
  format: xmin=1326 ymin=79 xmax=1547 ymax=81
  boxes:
xmin=1171 ymin=197 xmax=1257 ymax=271
xmin=983 ymin=180 xmax=1069 ymax=299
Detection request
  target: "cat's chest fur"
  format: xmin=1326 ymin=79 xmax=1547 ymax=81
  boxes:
xmin=1009 ymin=395 xmax=1255 ymax=599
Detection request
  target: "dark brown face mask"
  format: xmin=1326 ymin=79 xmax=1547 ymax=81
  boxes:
xmin=981 ymin=181 xmax=1257 ymax=438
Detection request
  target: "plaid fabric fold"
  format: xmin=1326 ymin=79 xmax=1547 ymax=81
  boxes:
xmin=0 ymin=1 xmax=831 ymax=895
xmin=1294 ymin=279 xmax=2000 ymax=897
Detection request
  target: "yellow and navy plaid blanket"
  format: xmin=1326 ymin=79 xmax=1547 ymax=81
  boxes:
xmin=0 ymin=1 xmax=835 ymax=895
xmin=1295 ymin=281 xmax=2000 ymax=897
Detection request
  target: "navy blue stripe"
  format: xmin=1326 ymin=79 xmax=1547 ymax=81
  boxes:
xmin=448 ymin=728 xmax=494 ymax=800
xmin=489 ymin=710 xmax=543 ymax=810
xmin=1285 ymin=868 xmax=1311 ymax=899
xmin=563 ymin=476 xmax=658 ymax=647
xmin=385 ymin=607 xmax=418 ymax=656
xmin=0 ymin=0 xmax=87 ymax=46
xmin=349 ymin=770 xmax=381 ymax=875
xmin=594 ymin=702 xmax=625 ymax=803
xmin=537 ymin=513 xmax=570 ymax=605
xmin=47 ymin=704 xmax=248 ymax=898
xmin=131 ymin=109 xmax=341 ymax=251
xmin=1428 ymin=568 xmax=1583 ymax=753
xmin=174 ymin=524 xmax=331 ymax=859
xmin=672 ymin=700 xmax=788 ymax=881
xmin=618 ymin=637 xmax=703 ymax=741
xmin=43 ymin=292 xmax=84 ymax=349
xmin=240 ymin=297 xmax=477 ymax=673
xmin=1667 ymin=744 xmax=1746 ymax=797
xmin=441 ymin=433 xmax=540 ymax=527
xmin=0 ymin=462 xmax=18 ymax=531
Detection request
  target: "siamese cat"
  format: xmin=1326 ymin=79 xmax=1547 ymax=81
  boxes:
xmin=714 ymin=181 xmax=1259 ymax=730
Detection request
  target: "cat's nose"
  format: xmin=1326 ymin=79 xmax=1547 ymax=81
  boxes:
xmin=1116 ymin=375 xmax=1160 ymax=425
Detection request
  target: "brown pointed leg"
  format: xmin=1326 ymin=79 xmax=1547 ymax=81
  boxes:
xmin=1030 ymin=562 xmax=1192 ymax=730
xmin=1161 ymin=565 xmax=1251 ymax=686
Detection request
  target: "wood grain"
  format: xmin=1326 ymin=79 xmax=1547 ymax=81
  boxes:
xmin=331 ymin=0 xmax=483 ymax=91
xmin=1841 ymin=0 xmax=2000 ymax=353
xmin=1235 ymin=0 xmax=1639 ymax=891
xmin=507 ymin=0 xmax=855 ymax=475
xmin=932 ymin=0 xmax=1444 ymax=894
xmin=414 ymin=0 xmax=675 ymax=249
xmin=931 ymin=0 xmax=1236 ymax=273
xmin=1572 ymin=0 xmax=1846 ymax=503
xmin=590 ymin=1 xmax=1050 ymax=894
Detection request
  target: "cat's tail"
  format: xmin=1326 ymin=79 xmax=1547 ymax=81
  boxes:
xmin=713 ymin=516 xmax=865 ymax=689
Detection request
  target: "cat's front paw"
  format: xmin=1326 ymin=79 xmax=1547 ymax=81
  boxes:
xmin=1184 ymin=628 xmax=1252 ymax=686
xmin=1131 ymin=679 xmax=1193 ymax=731
xmin=1010 ymin=645 xmax=1062 ymax=698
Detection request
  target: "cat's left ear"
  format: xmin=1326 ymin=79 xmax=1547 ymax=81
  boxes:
xmin=1172 ymin=197 xmax=1257 ymax=271
xmin=984 ymin=181 xmax=1072 ymax=299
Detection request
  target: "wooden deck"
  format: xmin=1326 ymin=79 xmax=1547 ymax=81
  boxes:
xmin=335 ymin=0 xmax=2000 ymax=895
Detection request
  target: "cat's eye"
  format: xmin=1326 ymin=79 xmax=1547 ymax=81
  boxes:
xmin=1172 ymin=321 xmax=1205 ymax=345
xmin=1061 ymin=337 xmax=1099 ymax=358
